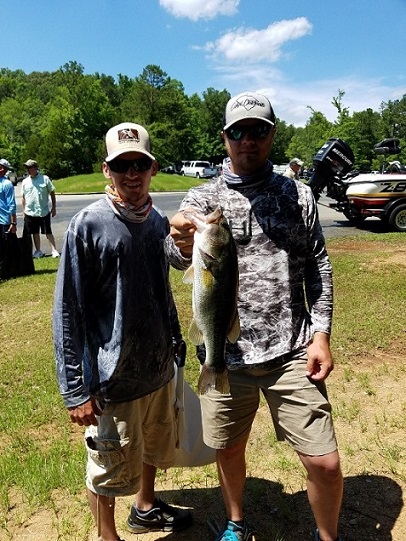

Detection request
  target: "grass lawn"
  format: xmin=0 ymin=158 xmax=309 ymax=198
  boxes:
xmin=0 ymin=235 xmax=405 ymax=540
xmin=52 ymin=171 xmax=205 ymax=194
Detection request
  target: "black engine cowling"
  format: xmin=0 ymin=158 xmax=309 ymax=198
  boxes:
xmin=307 ymin=137 xmax=355 ymax=200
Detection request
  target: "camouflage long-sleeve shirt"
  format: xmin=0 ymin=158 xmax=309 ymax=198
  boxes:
xmin=166 ymin=159 xmax=333 ymax=369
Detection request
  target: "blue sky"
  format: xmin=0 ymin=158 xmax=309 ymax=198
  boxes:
xmin=2 ymin=0 xmax=406 ymax=126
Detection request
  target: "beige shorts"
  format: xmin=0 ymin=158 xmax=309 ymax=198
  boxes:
xmin=85 ymin=379 xmax=177 ymax=497
xmin=200 ymin=355 xmax=338 ymax=456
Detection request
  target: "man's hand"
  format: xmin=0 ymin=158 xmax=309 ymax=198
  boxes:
xmin=306 ymin=332 xmax=334 ymax=381
xmin=170 ymin=209 xmax=197 ymax=258
xmin=68 ymin=398 xmax=102 ymax=427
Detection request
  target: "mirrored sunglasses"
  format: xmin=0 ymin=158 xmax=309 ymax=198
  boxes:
xmin=225 ymin=124 xmax=273 ymax=142
xmin=108 ymin=156 xmax=153 ymax=173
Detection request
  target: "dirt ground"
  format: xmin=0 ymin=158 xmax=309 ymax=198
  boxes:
xmin=2 ymin=242 xmax=405 ymax=541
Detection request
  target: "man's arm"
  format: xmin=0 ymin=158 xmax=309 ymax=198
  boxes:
xmin=54 ymin=229 xmax=92 ymax=413
xmin=8 ymin=213 xmax=17 ymax=233
xmin=68 ymin=398 xmax=102 ymax=426
xmin=5 ymin=184 xmax=17 ymax=232
xmin=50 ymin=190 xmax=57 ymax=217
xmin=306 ymin=331 xmax=334 ymax=381
xmin=303 ymin=187 xmax=334 ymax=381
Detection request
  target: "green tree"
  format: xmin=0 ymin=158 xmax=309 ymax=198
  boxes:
xmin=199 ymin=88 xmax=230 ymax=161
xmin=120 ymin=66 xmax=197 ymax=166
xmin=335 ymin=109 xmax=382 ymax=171
xmin=120 ymin=65 xmax=171 ymax=125
xmin=287 ymin=109 xmax=333 ymax=166
xmin=1 ymin=64 xmax=406 ymax=179
xmin=271 ymin=119 xmax=296 ymax=165
xmin=380 ymin=94 xmax=406 ymax=165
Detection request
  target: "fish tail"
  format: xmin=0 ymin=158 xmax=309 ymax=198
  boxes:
xmin=198 ymin=365 xmax=230 ymax=395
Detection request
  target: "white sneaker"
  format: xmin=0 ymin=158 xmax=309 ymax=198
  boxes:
xmin=51 ymin=250 xmax=60 ymax=258
xmin=33 ymin=250 xmax=45 ymax=258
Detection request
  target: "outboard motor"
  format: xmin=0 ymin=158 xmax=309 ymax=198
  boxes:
xmin=374 ymin=138 xmax=401 ymax=172
xmin=374 ymin=137 xmax=401 ymax=156
xmin=307 ymin=137 xmax=355 ymax=200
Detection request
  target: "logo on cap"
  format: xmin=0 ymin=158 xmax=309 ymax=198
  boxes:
xmin=231 ymin=95 xmax=267 ymax=112
xmin=118 ymin=128 xmax=140 ymax=142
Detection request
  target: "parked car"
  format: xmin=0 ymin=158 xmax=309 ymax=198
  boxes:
xmin=161 ymin=165 xmax=176 ymax=174
xmin=181 ymin=160 xmax=218 ymax=179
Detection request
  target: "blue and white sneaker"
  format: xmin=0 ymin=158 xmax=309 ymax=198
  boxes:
xmin=213 ymin=520 xmax=255 ymax=541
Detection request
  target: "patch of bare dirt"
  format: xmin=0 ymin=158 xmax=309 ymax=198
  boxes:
xmin=328 ymin=239 xmax=406 ymax=262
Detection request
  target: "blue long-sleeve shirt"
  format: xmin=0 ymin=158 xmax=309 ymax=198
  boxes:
xmin=54 ymin=197 xmax=181 ymax=408
xmin=0 ymin=176 xmax=16 ymax=225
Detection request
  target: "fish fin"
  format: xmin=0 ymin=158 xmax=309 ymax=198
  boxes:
xmin=201 ymin=267 xmax=214 ymax=288
xmin=198 ymin=365 xmax=230 ymax=395
xmin=188 ymin=319 xmax=204 ymax=345
xmin=227 ymin=311 xmax=241 ymax=344
xmin=182 ymin=265 xmax=194 ymax=284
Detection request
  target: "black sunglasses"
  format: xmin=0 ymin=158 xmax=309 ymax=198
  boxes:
xmin=225 ymin=124 xmax=273 ymax=142
xmin=107 ymin=156 xmax=153 ymax=173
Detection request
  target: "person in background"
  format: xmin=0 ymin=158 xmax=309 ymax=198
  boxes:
xmin=283 ymin=157 xmax=304 ymax=180
xmin=0 ymin=158 xmax=17 ymax=237
xmin=0 ymin=158 xmax=18 ymax=272
xmin=53 ymin=122 xmax=192 ymax=541
xmin=21 ymin=159 xmax=59 ymax=258
xmin=167 ymin=92 xmax=343 ymax=541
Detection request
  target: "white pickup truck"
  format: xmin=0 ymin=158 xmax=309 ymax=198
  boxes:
xmin=181 ymin=161 xmax=218 ymax=179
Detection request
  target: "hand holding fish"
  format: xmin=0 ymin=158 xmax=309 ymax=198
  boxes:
xmin=182 ymin=208 xmax=240 ymax=395
xmin=170 ymin=209 xmax=198 ymax=257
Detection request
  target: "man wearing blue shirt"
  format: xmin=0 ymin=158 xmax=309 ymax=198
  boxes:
xmin=0 ymin=158 xmax=18 ymax=276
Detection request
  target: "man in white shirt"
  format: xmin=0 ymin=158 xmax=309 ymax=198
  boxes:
xmin=283 ymin=157 xmax=304 ymax=180
xmin=21 ymin=159 xmax=59 ymax=258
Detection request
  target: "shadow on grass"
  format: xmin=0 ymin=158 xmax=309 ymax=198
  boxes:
xmin=31 ymin=268 xmax=58 ymax=276
xmin=146 ymin=474 xmax=402 ymax=541
xmin=333 ymin=218 xmax=391 ymax=234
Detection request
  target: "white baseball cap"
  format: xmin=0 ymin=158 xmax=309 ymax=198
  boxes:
xmin=223 ymin=92 xmax=276 ymax=130
xmin=24 ymin=159 xmax=39 ymax=167
xmin=0 ymin=158 xmax=11 ymax=169
xmin=105 ymin=122 xmax=155 ymax=162
xmin=290 ymin=158 xmax=304 ymax=167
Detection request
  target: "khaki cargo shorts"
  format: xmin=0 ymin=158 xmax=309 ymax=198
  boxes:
xmin=85 ymin=379 xmax=177 ymax=497
xmin=200 ymin=354 xmax=338 ymax=456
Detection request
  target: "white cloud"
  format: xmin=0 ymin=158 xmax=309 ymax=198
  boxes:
xmin=207 ymin=63 xmax=406 ymax=126
xmin=255 ymin=77 xmax=405 ymax=127
xmin=204 ymin=18 xmax=312 ymax=62
xmin=197 ymin=17 xmax=405 ymax=126
xmin=159 ymin=0 xmax=239 ymax=21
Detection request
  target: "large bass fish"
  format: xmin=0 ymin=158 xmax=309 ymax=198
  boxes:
xmin=183 ymin=207 xmax=240 ymax=395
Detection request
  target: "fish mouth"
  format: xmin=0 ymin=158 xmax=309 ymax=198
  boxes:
xmin=183 ymin=210 xmax=207 ymax=232
xmin=184 ymin=208 xmax=223 ymax=232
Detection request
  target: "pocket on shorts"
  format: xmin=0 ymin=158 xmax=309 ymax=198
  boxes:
xmin=86 ymin=435 xmax=128 ymax=469
xmin=85 ymin=435 xmax=132 ymax=491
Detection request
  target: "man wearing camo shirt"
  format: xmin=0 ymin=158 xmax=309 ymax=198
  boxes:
xmin=166 ymin=92 xmax=343 ymax=541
